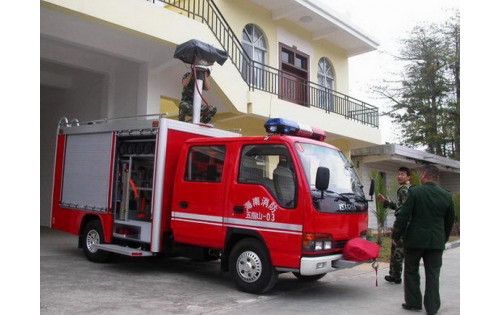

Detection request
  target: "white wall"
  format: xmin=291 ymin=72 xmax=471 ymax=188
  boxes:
xmin=40 ymin=77 xmax=104 ymax=226
xmin=40 ymin=41 xmax=145 ymax=226
xmin=440 ymin=172 xmax=460 ymax=194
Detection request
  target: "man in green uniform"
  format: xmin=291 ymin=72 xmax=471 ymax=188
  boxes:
xmin=178 ymin=69 xmax=217 ymax=124
xmin=392 ymin=165 xmax=455 ymax=315
xmin=378 ymin=166 xmax=412 ymax=284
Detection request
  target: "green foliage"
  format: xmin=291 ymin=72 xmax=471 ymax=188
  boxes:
xmin=370 ymin=171 xmax=390 ymax=245
xmin=410 ymin=169 xmax=421 ymax=186
xmin=372 ymin=10 xmax=460 ymax=160
xmin=375 ymin=236 xmax=393 ymax=263
xmin=384 ymin=178 xmax=400 ymax=207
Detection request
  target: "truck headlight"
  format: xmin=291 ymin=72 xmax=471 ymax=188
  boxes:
xmin=303 ymin=234 xmax=334 ymax=252
xmin=323 ymin=240 xmax=332 ymax=250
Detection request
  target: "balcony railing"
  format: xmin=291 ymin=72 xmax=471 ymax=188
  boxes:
xmin=156 ymin=0 xmax=379 ymax=128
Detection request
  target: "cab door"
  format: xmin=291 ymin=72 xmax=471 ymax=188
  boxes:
xmin=226 ymin=143 xmax=303 ymax=268
xmin=171 ymin=145 xmax=227 ymax=248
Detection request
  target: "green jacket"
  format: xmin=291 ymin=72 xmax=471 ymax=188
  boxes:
xmin=383 ymin=181 xmax=411 ymax=214
xmin=392 ymin=182 xmax=455 ymax=250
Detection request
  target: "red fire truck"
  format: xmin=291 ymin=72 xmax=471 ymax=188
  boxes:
xmin=51 ymin=115 xmax=374 ymax=293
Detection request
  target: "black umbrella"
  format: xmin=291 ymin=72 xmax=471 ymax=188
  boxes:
xmin=174 ymin=39 xmax=228 ymax=66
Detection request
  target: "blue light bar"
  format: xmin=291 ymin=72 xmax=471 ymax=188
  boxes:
xmin=264 ymin=118 xmax=299 ymax=134
xmin=264 ymin=118 xmax=326 ymax=141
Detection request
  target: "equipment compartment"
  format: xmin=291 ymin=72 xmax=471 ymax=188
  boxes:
xmin=112 ymin=136 xmax=156 ymax=243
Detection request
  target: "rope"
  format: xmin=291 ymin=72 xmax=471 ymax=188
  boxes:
xmin=372 ymin=260 xmax=379 ymax=287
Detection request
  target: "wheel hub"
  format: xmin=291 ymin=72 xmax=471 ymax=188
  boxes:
xmin=86 ymin=230 xmax=100 ymax=253
xmin=236 ymin=251 xmax=262 ymax=283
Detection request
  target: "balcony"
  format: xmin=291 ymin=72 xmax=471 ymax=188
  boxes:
xmin=160 ymin=0 xmax=379 ymax=128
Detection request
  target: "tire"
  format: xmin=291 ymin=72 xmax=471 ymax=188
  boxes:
xmin=229 ymin=239 xmax=277 ymax=294
xmin=292 ymin=272 xmax=327 ymax=282
xmin=82 ymin=220 xmax=114 ymax=263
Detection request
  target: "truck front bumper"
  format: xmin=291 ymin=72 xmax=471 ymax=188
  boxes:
xmin=300 ymin=254 xmax=371 ymax=275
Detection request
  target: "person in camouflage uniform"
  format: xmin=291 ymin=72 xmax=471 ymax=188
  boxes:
xmin=178 ymin=69 xmax=217 ymax=124
xmin=377 ymin=166 xmax=412 ymax=284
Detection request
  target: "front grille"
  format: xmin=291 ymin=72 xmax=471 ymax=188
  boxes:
xmin=335 ymin=239 xmax=348 ymax=250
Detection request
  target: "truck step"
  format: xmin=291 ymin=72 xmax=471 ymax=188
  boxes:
xmin=93 ymin=244 xmax=154 ymax=257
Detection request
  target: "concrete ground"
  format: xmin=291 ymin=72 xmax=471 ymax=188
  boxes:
xmin=40 ymin=227 xmax=460 ymax=315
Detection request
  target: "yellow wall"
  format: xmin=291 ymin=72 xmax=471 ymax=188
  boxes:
xmin=160 ymin=97 xmax=179 ymax=116
xmin=214 ymin=0 xmax=350 ymax=94
xmin=330 ymin=139 xmax=351 ymax=157
xmin=43 ymin=0 xmax=381 ymax=147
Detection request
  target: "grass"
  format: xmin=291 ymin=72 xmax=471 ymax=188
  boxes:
xmin=373 ymin=235 xmax=460 ymax=263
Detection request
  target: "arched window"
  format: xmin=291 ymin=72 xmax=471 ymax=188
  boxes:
xmin=317 ymin=57 xmax=335 ymax=111
xmin=242 ymin=24 xmax=267 ymax=88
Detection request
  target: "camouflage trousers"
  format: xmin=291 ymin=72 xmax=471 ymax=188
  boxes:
xmin=178 ymin=100 xmax=217 ymax=124
xmin=389 ymin=238 xmax=405 ymax=279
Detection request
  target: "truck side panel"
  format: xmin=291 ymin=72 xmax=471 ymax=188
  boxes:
xmin=51 ymin=133 xmax=115 ymax=242
xmin=51 ymin=134 xmax=67 ymax=231
xmin=159 ymin=120 xmax=241 ymax=244
xmin=160 ymin=129 xmax=215 ymax=236
xmin=170 ymin=142 xmax=232 ymax=248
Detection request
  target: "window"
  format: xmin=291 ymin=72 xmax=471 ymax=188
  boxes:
xmin=295 ymin=55 xmax=308 ymax=70
xmin=242 ymin=24 xmax=267 ymax=89
xmin=238 ymin=144 xmax=296 ymax=208
xmin=281 ymin=50 xmax=292 ymax=64
xmin=279 ymin=43 xmax=309 ymax=105
xmin=184 ymin=146 xmax=226 ymax=182
xmin=317 ymin=57 xmax=335 ymax=111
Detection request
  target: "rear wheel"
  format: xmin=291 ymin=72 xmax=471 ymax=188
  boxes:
xmin=229 ymin=239 xmax=277 ymax=294
xmin=83 ymin=220 xmax=114 ymax=263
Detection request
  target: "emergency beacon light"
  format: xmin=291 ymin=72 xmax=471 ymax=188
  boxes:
xmin=264 ymin=118 xmax=326 ymax=141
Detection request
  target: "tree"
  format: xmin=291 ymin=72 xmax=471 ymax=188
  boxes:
xmin=443 ymin=11 xmax=460 ymax=159
xmin=370 ymin=171 xmax=389 ymax=245
xmin=373 ymin=10 xmax=460 ymax=160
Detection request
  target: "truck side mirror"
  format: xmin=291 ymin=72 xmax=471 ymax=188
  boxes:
xmin=316 ymin=167 xmax=330 ymax=191
xmin=368 ymin=179 xmax=375 ymax=201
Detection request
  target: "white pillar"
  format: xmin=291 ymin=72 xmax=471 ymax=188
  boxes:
xmin=192 ymin=66 xmax=208 ymax=124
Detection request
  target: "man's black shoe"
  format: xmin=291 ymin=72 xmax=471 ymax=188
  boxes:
xmin=402 ymin=303 xmax=422 ymax=311
xmin=385 ymin=275 xmax=402 ymax=284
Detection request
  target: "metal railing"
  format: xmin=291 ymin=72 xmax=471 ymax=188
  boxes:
xmin=155 ymin=0 xmax=379 ymax=128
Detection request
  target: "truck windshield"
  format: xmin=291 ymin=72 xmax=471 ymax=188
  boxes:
xmin=295 ymin=142 xmax=365 ymax=199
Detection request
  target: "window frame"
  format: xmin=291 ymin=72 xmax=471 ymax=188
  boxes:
xmin=317 ymin=57 xmax=335 ymax=111
xmin=184 ymin=145 xmax=226 ymax=182
xmin=241 ymin=24 xmax=268 ymax=89
xmin=238 ymin=144 xmax=297 ymax=208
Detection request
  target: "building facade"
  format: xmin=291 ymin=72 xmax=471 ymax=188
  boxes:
xmin=40 ymin=0 xmax=458 ymax=226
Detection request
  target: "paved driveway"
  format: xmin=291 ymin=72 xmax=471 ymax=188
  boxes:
xmin=40 ymin=227 xmax=460 ymax=314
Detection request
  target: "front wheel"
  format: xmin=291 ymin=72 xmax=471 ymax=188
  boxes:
xmin=229 ymin=238 xmax=277 ymax=294
xmin=82 ymin=220 xmax=114 ymax=263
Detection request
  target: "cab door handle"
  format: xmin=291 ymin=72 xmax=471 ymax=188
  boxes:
xmin=234 ymin=206 xmax=244 ymax=214
xmin=179 ymin=201 xmax=188 ymax=209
